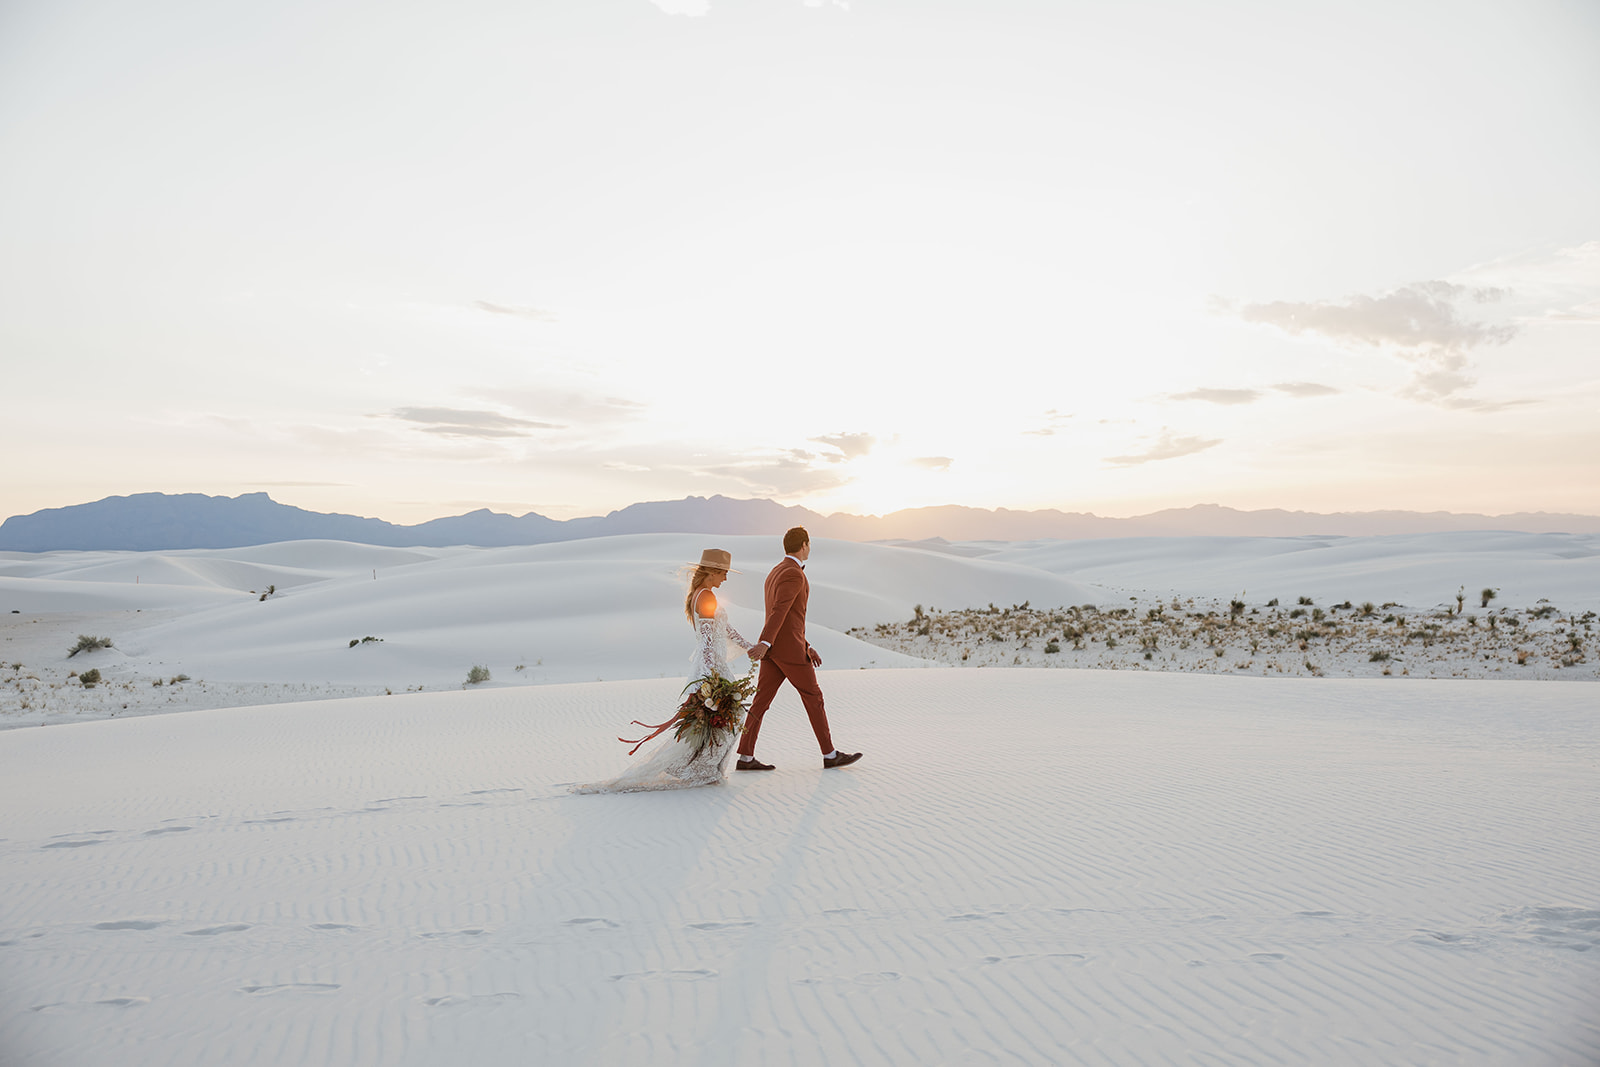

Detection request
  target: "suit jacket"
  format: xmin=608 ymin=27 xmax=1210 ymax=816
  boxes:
xmin=757 ymin=557 xmax=811 ymax=663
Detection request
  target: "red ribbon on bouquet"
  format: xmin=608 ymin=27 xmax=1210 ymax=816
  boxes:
xmin=620 ymin=709 xmax=686 ymax=755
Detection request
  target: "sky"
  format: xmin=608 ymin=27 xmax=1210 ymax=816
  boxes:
xmin=2 ymin=0 xmax=1598 ymax=524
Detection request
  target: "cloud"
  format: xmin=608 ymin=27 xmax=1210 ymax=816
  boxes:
xmin=1271 ymin=381 xmax=1340 ymax=398
xmin=1104 ymin=431 xmax=1221 ymax=467
xmin=1171 ymin=388 xmax=1261 ymax=406
xmin=1023 ymin=409 xmax=1074 ymax=436
xmin=469 ymin=389 xmax=647 ymax=426
xmin=1228 ymin=280 xmax=1520 ymax=405
xmin=911 ymin=456 xmax=953 ymax=471
xmin=698 ymin=451 xmax=853 ymax=497
xmin=474 ymin=300 xmax=556 ymax=322
xmin=647 ymin=0 xmax=709 ymax=14
xmin=1235 ymin=281 xmax=1518 ymax=353
xmin=809 ymin=432 xmax=876 ymax=461
xmin=390 ymin=407 xmax=562 ymax=438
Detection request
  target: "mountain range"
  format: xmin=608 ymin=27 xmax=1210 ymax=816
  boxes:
xmin=2 ymin=492 xmax=1599 ymax=552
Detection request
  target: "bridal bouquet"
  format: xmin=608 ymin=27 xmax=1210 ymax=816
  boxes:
xmin=673 ymin=670 xmax=757 ymax=749
xmin=621 ymin=669 xmax=757 ymax=756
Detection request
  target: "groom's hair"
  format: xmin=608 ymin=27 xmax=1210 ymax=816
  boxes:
xmin=783 ymin=527 xmax=809 ymax=555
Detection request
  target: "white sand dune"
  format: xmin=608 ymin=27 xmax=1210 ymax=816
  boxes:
xmin=2 ymin=670 xmax=1596 ymax=1065
xmin=1 ymin=535 xmax=1096 ymax=726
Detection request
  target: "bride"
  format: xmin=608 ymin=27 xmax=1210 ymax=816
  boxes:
xmin=574 ymin=549 xmax=756 ymax=793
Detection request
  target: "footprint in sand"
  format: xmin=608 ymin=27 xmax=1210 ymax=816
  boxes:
xmin=309 ymin=923 xmax=357 ymax=931
xmin=796 ymin=971 xmax=903 ymax=986
xmin=238 ymin=983 xmax=340 ymax=995
xmin=981 ymin=952 xmax=1088 ymax=965
xmin=243 ymin=816 xmax=296 ymax=824
xmin=609 ymin=969 xmax=717 ymax=982
xmin=685 ymin=921 xmax=755 ymax=931
xmin=42 ymin=840 xmax=102 ymax=849
xmin=30 ymin=997 xmax=149 ymax=1013
xmin=418 ymin=929 xmax=487 ymax=939
xmin=144 ymin=826 xmax=193 ymax=836
xmin=422 ymin=992 xmax=522 ymax=1007
xmin=1503 ymin=905 xmax=1600 ymax=951
xmin=564 ymin=917 xmax=620 ymax=930
xmin=185 ymin=924 xmax=250 ymax=936
xmin=93 ymin=920 xmax=163 ymax=931
xmin=1250 ymin=952 xmax=1288 ymax=962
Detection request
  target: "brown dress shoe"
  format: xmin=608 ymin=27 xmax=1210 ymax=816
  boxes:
xmin=822 ymin=751 xmax=863 ymax=769
xmin=736 ymin=758 xmax=775 ymax=771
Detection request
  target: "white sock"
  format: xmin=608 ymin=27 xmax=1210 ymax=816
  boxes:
xmin=738 ymin=754 xmax=754 ymax=762
xmin=823 ymin=750 xmax=837 ymax=759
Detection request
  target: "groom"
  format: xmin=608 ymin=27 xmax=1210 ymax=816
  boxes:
xmin=736 ymin=527 xmax=863 ymax=771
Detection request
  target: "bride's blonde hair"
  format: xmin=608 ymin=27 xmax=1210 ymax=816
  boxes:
xmin=684 ymin=565 xmax=719 ymax=626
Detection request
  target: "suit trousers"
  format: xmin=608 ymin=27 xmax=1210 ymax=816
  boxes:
xmin=738 ymin=654 xmax=834 ymax=756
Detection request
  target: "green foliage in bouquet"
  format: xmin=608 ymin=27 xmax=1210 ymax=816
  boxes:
xmin=674 ymin=670 xmax=757 ymax=751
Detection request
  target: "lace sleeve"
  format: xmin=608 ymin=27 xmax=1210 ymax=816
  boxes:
xmin=695 ymin=617 xmax=721 ymax=678
xmin=720 ymin=609 xmax=752 ymax=651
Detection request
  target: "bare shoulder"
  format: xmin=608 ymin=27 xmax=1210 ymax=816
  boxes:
xmin=694 ymin=588 xmax=718 ymax=618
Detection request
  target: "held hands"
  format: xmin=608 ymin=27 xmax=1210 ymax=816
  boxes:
xmin=748 ymin=643 xmax=766 ymax=661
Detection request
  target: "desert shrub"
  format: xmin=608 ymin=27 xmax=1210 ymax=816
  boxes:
xmin=170 ymin=674 xmax=189 ymax=684
xmin=79 ymin=668 xmax=101 ymax=687
xmin=8 ymin=662 xmax=20 ymax=670
xmin=1105 ymin=636 xmax=1118 ymax=649
xmin=1044 ymin=639 xmax=1060 ymax=654
xmin=1334 ymin=600 xmax=1353 ymax=611
xmin=152 ymin=678 xmax=164 ymax=687
xmin=67 ymin=635 xmax=113 ymax=658
xmin=1266 ymin=598 xmax=1279 ymax=607
xmin=1480 ymin=588 xmax=1497 ymax=608
xmin=349 ymin=636 xmax=383 ymax=647
xmin=1288 ymin=608 xmax=1306 ymax=619
xmin=1312 ymin=608 xmax=1325 ymax=623
xmin=466 ymin=665 xmax=491 ymax=685
xmin=1229 ymin=600 xmax=1245 ymax=617
xmin=1369 ymin=651 xmax=1390 ymax=662
xmin=1297 ymin=596 xmax=1313 ymax=606
xmin=1360 ymin=602 xmax=1376 ymax=616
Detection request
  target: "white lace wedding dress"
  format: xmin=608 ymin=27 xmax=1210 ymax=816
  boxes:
xmin=573 ymin=600 xmax=753 ymax=794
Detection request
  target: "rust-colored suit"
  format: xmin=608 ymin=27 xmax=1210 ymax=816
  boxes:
xmin=737 ymin=556 xmax=835 ymax=756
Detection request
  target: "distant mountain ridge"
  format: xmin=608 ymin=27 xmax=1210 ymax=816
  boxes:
xmin=2 ymin=492 xmax=1598 ymax=552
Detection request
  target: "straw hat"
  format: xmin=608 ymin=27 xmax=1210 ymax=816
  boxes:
xmin=693 ymin=548 xmax=738 ymax=573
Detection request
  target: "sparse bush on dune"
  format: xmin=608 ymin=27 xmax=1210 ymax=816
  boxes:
xmin=1297 ymin=596 xmax=1313 ymax=606
xmin=78 ymin=668 xmax=101 ymax=687
xmin=466 ymin=665 xmax=490 ymax=685
xmin=67 ymin=635 xmax=113 ymax=658
xmin=1481 ymin=587 xmax=1497 ymax=608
